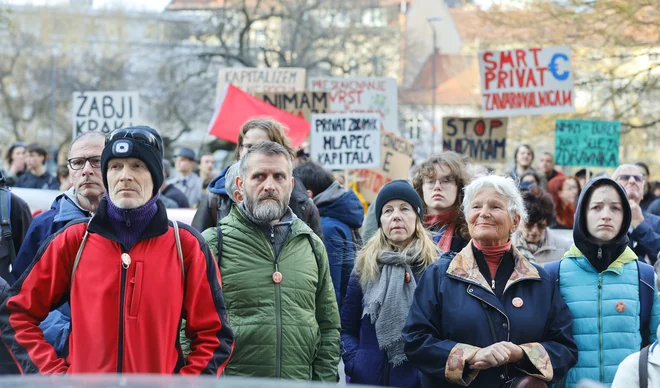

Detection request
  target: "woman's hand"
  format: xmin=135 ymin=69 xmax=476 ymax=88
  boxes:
xmin=468 ymin=342 xmax=524 ymax=369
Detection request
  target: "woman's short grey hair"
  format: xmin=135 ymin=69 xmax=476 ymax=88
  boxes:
xmin=462 ymin=174 xmax=528 ymax=225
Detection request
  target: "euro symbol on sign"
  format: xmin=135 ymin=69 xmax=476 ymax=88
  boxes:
xmin=548 ymin=53 xmax=570 ymax=81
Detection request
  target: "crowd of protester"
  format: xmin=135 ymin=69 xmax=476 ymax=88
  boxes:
xmin=0 ymin=125 xmax=659 ymax=387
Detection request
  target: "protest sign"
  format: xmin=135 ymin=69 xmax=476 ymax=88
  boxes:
xmin=308 ymin=77 xmax=399 ymax=133
xmin=216 ymin=67 xmax=306 ymax=102
xmin=478 ymin=46 xmax=574 ymax=117
xmin=442 ymin=117 xmax=508 ymax=163
xmin=356 ymin=131 xmax=414 ymax=203
xmin=72 ymin=92 xmax=139 ymax=138
xmin=555 ymin=120 xmax=620 ymax=168
xmin=254 ymin=91 xmax=328 ymax=121
xmin=310 ymin=113 xmax=381 ymax=170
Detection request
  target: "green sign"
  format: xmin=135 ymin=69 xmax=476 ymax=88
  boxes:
xmin=555 ymin=120 xmax=620 ymax=167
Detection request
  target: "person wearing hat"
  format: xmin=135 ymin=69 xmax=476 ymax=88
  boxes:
xmin=171 ymin=146 xmax=203 ymax=207
xmin=403 ymin=174 xmax=577 ymax=387
xmin=0 ymin=126 xmax=234 ymax=374
xmin=341 ymin=180 xmax=438 ymax=387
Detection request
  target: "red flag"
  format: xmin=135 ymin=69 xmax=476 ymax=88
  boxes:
xmin=208 ymin=84 xmax=310 ymax=147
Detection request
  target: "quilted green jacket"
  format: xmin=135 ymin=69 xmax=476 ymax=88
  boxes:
xmin=201 ymin=205 xmax=340 ymax=381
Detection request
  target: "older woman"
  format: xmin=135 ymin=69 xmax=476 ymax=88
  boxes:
xmin=547 ymin=175 xmax=581 ymax=229
xmin=402 ymin=175 xmax=577 ymax=387
xmin=545 ymin=177 xmax=660 ymax=386
xmin=342 ymin=180 xmax=438 ymax=387
xmin=412 ymin=152 xmax=470 ymax=253
xmin=512 ymin=186 xmax=571 ymax=265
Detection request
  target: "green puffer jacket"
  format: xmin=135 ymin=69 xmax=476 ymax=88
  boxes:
xmin=201 ymin=205 xmax=341 ymax=381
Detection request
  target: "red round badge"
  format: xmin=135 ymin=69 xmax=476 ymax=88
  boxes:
xmin=512 ymin=297 xmax=524 ymax=308
xmin=272 ymin=271 xmax=283 ymax=284
xmin=616 ymin=302 xmax=626 ymax=313
xmin=405 ymin=272 xmax=411 ymax=283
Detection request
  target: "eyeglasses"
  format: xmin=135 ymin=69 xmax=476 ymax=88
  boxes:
xmin=67 ymin=156 xmax=101 ymax=170
xmin=524 ymin=221 xmax=548 ymax=231
xmin=423 ymin=177 xmax=456 ymax=189
xmin=106 ymin=128 xmax=162 ymax=153
xmin=616 ymin=174 xmax=644 ymax=183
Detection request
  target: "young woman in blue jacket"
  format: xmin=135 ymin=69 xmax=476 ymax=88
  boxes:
xmin=341 ymin=180 xmax=439 ymax=387
xmin=545 ymin=177 xmax=660 ymax=386
xmin=402 ymin=174 xmax=578 ymax=387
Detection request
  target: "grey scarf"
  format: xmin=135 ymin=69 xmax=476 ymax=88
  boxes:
xmin=363 ymin=248 xmax=421 ymax=366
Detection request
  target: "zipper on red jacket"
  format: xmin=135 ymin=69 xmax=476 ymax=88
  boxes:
xmin=118 ymin=249 xmax=129 ymax=373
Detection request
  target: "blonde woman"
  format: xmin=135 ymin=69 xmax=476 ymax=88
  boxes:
xmin=341 ymin=180 xmax=438 ymax=387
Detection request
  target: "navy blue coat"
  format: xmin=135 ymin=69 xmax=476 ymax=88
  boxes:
xmin=342 ymin=274 xmax=421 ymax=387
xmin=316 ymin=187 xmax=364 ymax=311
xmin=628 ymin=211 xmax=660 ymax=264
xmin=402 ymin=243 xmax=578 ymax=388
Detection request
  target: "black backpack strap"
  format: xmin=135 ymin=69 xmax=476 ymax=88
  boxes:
xmin=640 ymin=344 xmax=650 ymax=388
xmin=637 ymin=260 xmax=655 ymax=346
xmin=0 ymin=188 xmax=15 ymax=266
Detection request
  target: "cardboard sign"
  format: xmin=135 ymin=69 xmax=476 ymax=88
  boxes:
xmin=442 ymin=117 xmax=508 ymax=163
xmin=254 ymin=91 xmax=329 ymax=121
xmin=72 ymin=91 xmax=139 ymax=138
xmin=555 ymin=120 xmax=620 ymax=167
xmin=356 ymin=131 xmax=415 ymax=203
xmin=308 ymin=77 xmax=399 ymax=133
xmin=478 ymin=46 xmax=575 ymax=117
xmin=216 ymin=68 xmax=306 ymax=102
xmin=310 ymin=113 xmax=381 ymax=170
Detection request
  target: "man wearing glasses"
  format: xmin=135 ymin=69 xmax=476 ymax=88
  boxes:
xmin=1 ymin=126 xmax=233 ymax=374
xmin=612 ymin=164 xmax=660 ymax=265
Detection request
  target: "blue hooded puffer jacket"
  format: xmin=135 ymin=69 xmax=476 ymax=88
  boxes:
xmin=313 ymin=182 xmax=364 ymax=310
xmin=546 ymin=177 xmax=660 ymax=387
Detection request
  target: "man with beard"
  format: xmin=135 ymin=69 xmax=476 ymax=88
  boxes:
xmin=201 ymin=141 xmax=340 ymax=380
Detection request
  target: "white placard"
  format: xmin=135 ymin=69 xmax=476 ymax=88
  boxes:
xmin=310 ymin=113 xmax=382 ymax=170
xmin=308 ymin=77 xmax=399 ymax=133
xmin=72 ymin=91 xmax=140 ymax=138
xmin=478 ymin=46 xmax=575 ymax=117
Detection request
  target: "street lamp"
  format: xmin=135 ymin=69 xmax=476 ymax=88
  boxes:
xmin=427 ymin=17 xmax=441 ymax=155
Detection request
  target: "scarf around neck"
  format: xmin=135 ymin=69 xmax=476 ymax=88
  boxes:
xmin=424 ymin=210 xmax=457 ymax=253
xmin=473 ymin=240 xmax=512 ymax=279
xmin=362 ymin=246 xmax=423 ymax=367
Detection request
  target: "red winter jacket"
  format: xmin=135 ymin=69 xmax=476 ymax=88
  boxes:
xmin=0 ymin=199 xmax=234 ymax=374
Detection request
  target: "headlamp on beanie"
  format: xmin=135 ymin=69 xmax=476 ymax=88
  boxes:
xmin=101 ymin=126 xmax=165 ymax=196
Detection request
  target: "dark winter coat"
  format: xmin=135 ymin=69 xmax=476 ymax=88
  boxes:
xmin=342 ymin=275 xmax=422 ymax=387
xmin=314 ymin=182 xmax=363 ymax=310
xmin=402 ymin=242 xmax=578 ymax=388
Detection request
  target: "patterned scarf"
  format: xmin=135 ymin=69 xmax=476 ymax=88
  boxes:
xmin=363 ymin=247 xmax=422 ymax=366
xmin=424 ymin=210 xmax=456 ymax=252
xmin=519 ymin=231 xmax=547 ymax=254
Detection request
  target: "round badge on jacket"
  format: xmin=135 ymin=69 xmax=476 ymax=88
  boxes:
xmin=616 ymin=301 xmax=626 ymax=313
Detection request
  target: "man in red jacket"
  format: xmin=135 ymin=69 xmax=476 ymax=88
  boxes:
xmin=0 ymin=126 xmax=234 ymax=374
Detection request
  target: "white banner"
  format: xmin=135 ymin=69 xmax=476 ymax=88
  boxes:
xmin=478 ymin=46 xmax=575 ymax=117
xmin=310 ymin=113 xmax=382 ymax=170
xmin=308 ymin=77 xmax=399 ymax=133
xmin=72 ymin=91 xmax=140 ymax=138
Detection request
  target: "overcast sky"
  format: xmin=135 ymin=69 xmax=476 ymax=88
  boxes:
xmin=1 ymin=0 xmax=171 ymax=11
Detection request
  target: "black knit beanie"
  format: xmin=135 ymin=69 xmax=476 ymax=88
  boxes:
xmin=375 ymin=179 xmax=424 ymax=227
xmin=101 ymin=126 xmax=164 ymax=197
